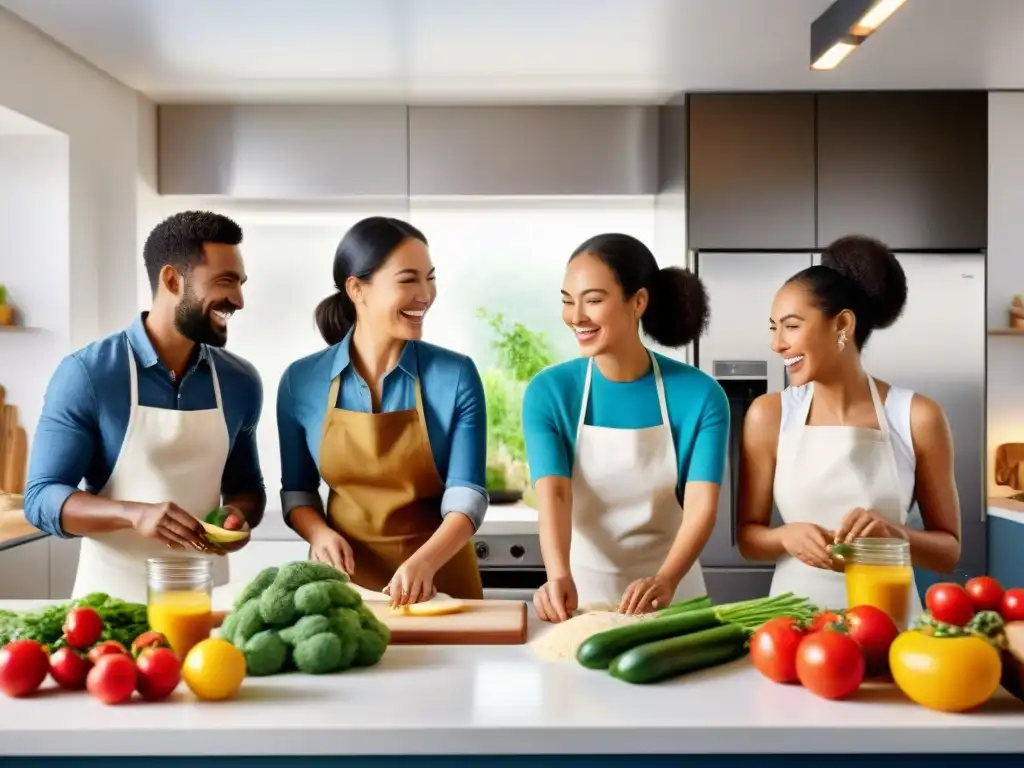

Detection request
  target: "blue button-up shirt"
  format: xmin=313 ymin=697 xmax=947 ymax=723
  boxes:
xmin=23 ymin=314 xmax=265 ymax=537
xmin=277 ymin=329 xmax=489 ymax=530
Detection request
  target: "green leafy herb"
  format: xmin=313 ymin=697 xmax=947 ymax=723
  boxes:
xmin=0 ymin=593 xmax=149 ymax=650
xmin=476 ymin=309 xmax=558 ymax=491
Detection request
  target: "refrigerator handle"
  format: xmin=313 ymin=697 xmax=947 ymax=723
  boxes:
xmin=728 ymin=401 xmax=743 ymax=547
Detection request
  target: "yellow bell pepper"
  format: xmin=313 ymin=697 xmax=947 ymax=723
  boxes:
xmin=889 ymin=629 xmax=1002 ymax=712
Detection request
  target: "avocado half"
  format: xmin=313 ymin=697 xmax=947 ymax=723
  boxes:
xmin=201 ymin=507 xmax=249 ymax=544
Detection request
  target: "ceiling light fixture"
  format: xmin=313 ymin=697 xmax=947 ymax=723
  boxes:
xmin=810 ymin=0 xmax=909 ymax=71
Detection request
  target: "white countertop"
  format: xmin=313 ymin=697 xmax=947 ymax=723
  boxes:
xmin=1 ymin=598 xmax=1024 ymax=756
xmin=989 ymin=496 xmax=1024 ymax=523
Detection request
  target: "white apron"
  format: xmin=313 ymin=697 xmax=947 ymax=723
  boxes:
xmin=569 ymin=352 xmax=707 ymax=608
xmin=770 ymin=376 xmax=924 ymax=622
xmin=71 ymin=344 xmax=231 ymax=604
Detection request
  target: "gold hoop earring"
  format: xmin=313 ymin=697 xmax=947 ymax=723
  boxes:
xmin=838 ymin=329 xmax=848 ymax=351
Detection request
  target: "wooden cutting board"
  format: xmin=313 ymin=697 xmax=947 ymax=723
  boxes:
xmin=365 ymin=599 xmax=528 ymax=645
xmin=212 ymin=598 xmax=529 ymax=646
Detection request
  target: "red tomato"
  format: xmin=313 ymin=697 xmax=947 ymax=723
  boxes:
xmin=809 ymin=610 xmax=842 ymax=632
xmin=925 ymin=582 xmax=975 ymax=626
xmin=964 ymin=577 xmax=1005 ymax=613
xmin=0 ymin=640 xmax=50 ymax=698
xmin=750 ymin=617 xmax=807 ymax=684
xmin=49 ymin=647 xmax=92 ymax=690
xmin=130 ymin=631 xmax=170 ymax=658
xmin=223 ymin=513 xmax=243 ymax=531
xmin=86 ymin=653 xmax=137 ymax=705
xmin=844 ymin=605 xmax=899 ymax=676
xmin=136 ymin=647 xmax=182 ymax=701
xmin=1001 ymin=588 xmax=1024 ymax=622
xmin=63 ymin=607 xmax=104 ymax=649
xmin=87 ymin=639 xmax=128 ymax=666
xmin=795 ymin=630 xmax=865 ymax=700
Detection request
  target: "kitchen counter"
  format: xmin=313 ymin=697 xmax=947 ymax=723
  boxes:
xmin=989 ymin=496 xmax=1024 ymax=522
xmin=0 ymin=507 xmax=45 ymax=551
xmin=1 ymin=598 xmax=1023 ymax=758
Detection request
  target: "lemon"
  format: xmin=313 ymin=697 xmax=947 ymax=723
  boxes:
xmin=182 ymin=638 xmax=247 ymax=701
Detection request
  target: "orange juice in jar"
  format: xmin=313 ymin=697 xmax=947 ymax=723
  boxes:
xmin=146 ymin=558 xmax=214 ymax=658
xmin=841 ymin=538 xmax=913 ymax=630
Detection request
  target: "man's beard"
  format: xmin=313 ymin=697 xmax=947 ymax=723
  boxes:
xmin=174 ymin=281 xmax=229 ymax=348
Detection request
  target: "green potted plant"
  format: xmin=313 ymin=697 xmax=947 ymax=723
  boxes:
xmin=477 ymin=309 xmax=557 ymax=505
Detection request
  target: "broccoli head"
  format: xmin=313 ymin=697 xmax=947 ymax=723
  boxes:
xmin=272 ymin=561 xmax=348 ymax=592
xmin=279 ymin=614 xmax=332 ymax=645
xmin=220 ymin=560 xmax=389 ymax=675
xmin=244 ymin=629 xmax=289 ymax=676
xmin=233 ymin=566 xmax=279 ymax=609
xmin=259 ymin=586 xmax=298 ymax=626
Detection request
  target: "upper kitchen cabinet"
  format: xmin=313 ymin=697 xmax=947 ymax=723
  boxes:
xmin=407 ymin=106 xmax=658 ymax=196
xmin=686 ymin=94 xmax=816 ymax=250
xmin=816 ymin=92 xmax=988 ymax=250
xmin=157 ymin=105 xmax=409 ymax=198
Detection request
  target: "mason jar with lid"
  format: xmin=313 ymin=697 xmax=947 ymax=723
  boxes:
xmin=833 ymin=538 xmax=913 ymax=630
xmin=146 ymin=557 xmax=214 ymax=658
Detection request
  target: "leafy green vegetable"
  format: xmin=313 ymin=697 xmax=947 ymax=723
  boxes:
xmin=0 ymin=593 xmax=148 ymax=650
xmin=476 ymin=309 xmax=558 ymax=490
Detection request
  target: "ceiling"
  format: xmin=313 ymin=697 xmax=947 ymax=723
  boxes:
xmin=3 ymin=0 xmax=1024 ymax=103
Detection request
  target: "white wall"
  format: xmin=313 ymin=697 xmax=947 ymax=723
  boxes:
xmin=144 ymin=197 xmax=663 ymax=538
xmin=986 ymin=92 xmax=1024 ymax=497
xmin=0 ymin=133 xmax=70 ymax=440
xmin=0 ymin=6 xmax=157 ymax=397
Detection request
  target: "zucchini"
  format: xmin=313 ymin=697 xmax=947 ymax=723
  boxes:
xmin=609 ymin=624 xmax=749 ymax=684
xmin=576 ymin=608 xmax=724 ymax=670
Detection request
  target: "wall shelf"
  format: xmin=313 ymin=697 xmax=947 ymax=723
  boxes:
xmin=0 ymin=326 xmax=41 ymax=334
xmin=989 ymin=328 xmax=1024 ymax=336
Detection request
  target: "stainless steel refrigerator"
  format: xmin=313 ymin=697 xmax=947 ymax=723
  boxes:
xmin=692 ymin=251 xmax=986 ymax=604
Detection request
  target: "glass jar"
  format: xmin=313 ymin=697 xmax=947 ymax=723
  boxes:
xmin=146 ymin=557 xmax=214 ymax=658
xmin=838 ymin=538 xmax=913 ymax=630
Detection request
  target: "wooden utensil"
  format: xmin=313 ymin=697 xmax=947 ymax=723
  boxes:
xmin=1002 ymin=621 xmax=1024 ymax=702
xmin=211 ymin=599 xmax=528 ymax=646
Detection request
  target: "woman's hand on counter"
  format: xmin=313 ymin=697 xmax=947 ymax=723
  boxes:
xmin=308 ymin=528 xmax=355 ymax=575
xmin=534 ymin=576 xmax=578 ymax=623
xmin=386 ymin=555 xmax=438 ymax=607
xmin=835 ymin=507 xmax=908 ymax=544
xmin=780 ymin=522 xmax=835 ymax=569
xmin=618 ymin=574 xmax=676 ymax=615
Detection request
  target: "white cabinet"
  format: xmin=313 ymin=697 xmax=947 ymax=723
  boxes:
xmin=0 ymin=538 xmax=51 ymax=599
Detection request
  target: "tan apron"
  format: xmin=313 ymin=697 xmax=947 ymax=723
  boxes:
xmin=72 ymin=344 xmax=230 ymax=604
xmin=318 ymin=374 xmax=484 ymax=599
xmin=569 ymin=352 xmax=707 ymax=607
xmin=770 ymin=376 xmax=923 ymax=621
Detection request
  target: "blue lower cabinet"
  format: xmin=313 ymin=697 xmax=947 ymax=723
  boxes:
xmin=989 ymin=516 xmax=1024 ymax=589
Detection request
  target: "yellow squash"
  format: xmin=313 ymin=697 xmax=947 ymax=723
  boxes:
xmin=889 ymin=629 xmax=1002 ymax=712
xmin=389 ymin=597 xmax=465 ymax=617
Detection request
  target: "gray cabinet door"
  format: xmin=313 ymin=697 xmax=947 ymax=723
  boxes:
xmin=687 ymin=94 xmax=816 ymax=250
xmin=816 ymin=92 xmax=987 ymax=250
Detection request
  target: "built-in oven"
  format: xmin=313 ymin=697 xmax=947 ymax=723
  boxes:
xmin=694 ymin=251 xmax=814 ymax=603
xmin=472 ymin=532 xmax=544 ymax=601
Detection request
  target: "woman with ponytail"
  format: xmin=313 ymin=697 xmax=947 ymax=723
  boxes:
xmin=276 ymin=216 xmax=487 ymax=605
xmin=737 ymin=235 xmax=961 ymax=619
xmin=523 ymin=234 xmax=729 ymax=622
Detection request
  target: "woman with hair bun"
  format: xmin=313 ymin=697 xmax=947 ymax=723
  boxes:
xmin=523 ymin=234 xmax=729 ymax=622
xmin=276 ymin=216 xmax=487 ymax=605
xmin=737 ymin=235 xmax=961 ymax=615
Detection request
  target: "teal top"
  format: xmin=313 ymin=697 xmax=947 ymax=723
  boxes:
xmin=522 ymin=352 xmax=730 ymax=495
